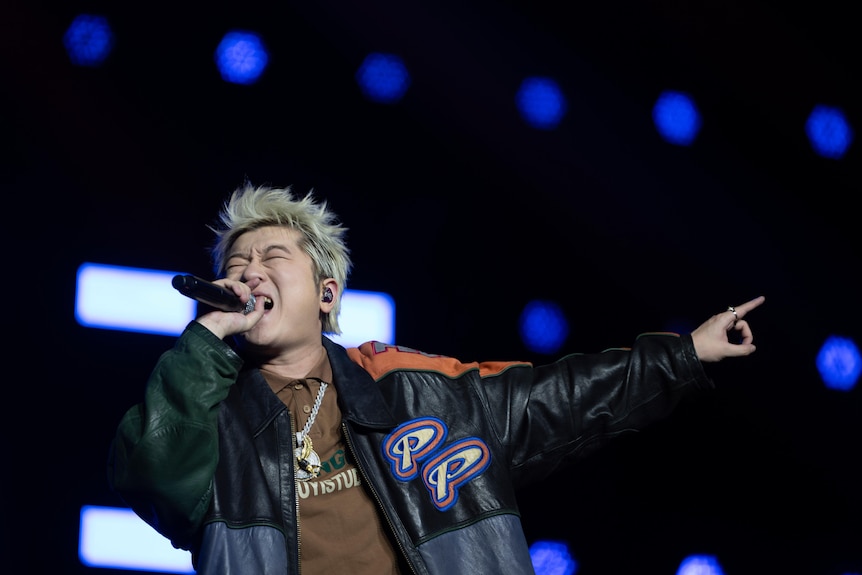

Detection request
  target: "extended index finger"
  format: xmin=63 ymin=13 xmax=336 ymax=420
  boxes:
xmin=734 ymin=295 xmax=766 ymax=318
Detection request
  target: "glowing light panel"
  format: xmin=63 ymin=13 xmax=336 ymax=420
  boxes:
xmin=653 ymin=90 xmax=701 ymax=146
xmin=63 ymin=14 xmax=114 ymax=67
xmin=75 ymin=263 xmax=195 ymax=336
xmin=79 ymin=505 xmax=195 ymax=573
xmin=214 ymin=30 xmax=269 ymax=85
xmin=328 ymin=289 xmax=396 ymax=348
xmin=519 ymin=299 xmax=569 ymax=355
xmin=516 ymin=77 xmax=567 ymax=130
xmin=356 ymin=52 xmax=411 ymax=104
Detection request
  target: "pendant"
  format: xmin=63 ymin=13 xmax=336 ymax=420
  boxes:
xmin=295 ymin=432 xmax=321 ymax=481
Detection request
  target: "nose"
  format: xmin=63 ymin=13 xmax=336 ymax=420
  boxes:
xmin=240 ymin=258 xmax=265 ymax=288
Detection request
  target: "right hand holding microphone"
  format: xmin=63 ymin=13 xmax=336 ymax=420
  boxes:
xmin=172 ymin=274 xmax=264 ymax=339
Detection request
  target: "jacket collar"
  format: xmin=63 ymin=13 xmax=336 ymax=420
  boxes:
xmin=323 ymin=336 xmax=398 ymax=430
xmin=233 ymin=336 xmax=398 ymax=434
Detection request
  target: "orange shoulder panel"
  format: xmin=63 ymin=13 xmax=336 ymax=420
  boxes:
xmin=346 ymin=341 xmax=530 ymax=381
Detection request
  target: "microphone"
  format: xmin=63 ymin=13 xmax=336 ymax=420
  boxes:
xmin=172 ymin=274 xmax=256 ymax=314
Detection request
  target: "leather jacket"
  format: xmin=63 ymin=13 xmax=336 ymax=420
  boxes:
xmin=108 ymin=321 xmax=711 ymax=574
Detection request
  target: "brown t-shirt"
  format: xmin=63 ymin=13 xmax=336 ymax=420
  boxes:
xmin=261 ymin=352 xmax=400 ymax=574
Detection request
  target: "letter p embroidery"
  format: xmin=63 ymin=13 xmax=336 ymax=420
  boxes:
xmin=421 ymin=438 xmax=491 ymax=511
xmin=382 ymin=417 xmax=448 ymax=480
xmin=382 ymin=417 xmax=491 ymax=511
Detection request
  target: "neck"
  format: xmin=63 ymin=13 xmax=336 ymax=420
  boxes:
xmin=255 ymin=342 xmax=327 ymax=380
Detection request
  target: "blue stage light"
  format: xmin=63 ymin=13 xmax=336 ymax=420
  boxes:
xmin=63 ymin=14 xmax=114 ymax=67
xmin=516 ymin=77 xmax=567 ymax=130
xmin=653 ymin=90 xmax=702 ymax=146
xmin=214 ymin=30 xmax=269 ymax=85
xmin=356 ymin=52 xmax=411 ymax=104
xmin=816 ymin=335 xmax=861 ymax=391
xmin=676 ymin=554 xmax=725 ymax=575
xmin=529 ymin=540 xmax=578 ymax=575
xmin=805 ymin=105 xmax=854 ymax=159
xmin=519 ymin=299 xmax=569 ymax=355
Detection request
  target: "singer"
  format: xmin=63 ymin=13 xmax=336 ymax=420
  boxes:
xmin=108 ymin=182 xmax=765 ymax=575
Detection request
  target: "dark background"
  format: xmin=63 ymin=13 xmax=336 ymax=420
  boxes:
xmin=4 ymin=1 xmax=860 ymax=573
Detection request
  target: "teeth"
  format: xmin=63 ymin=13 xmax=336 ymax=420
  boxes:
xmin=263 ymin=297 xmax=273 ymax=310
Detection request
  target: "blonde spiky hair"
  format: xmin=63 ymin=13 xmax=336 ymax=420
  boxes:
xmin=208 ymin=182 xmax=352 ymax=335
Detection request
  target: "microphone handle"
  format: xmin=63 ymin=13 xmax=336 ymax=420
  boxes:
xmin=171 ymin=274 xmax=255 ymax=314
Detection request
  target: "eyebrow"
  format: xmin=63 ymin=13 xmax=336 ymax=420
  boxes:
xmin=227 ymin=243 xmax=293 ymax=261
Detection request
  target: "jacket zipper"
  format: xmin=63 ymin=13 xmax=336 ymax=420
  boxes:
xmin=291 ymin=413 xmax=302 ymax=575
xmin=342 ymin=422 xmax=419 ymax=575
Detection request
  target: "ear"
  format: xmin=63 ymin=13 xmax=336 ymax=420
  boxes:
xmin=320 ymin=278 xmax=338 ymax=312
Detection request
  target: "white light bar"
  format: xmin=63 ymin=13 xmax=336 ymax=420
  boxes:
xmin=79 ymin=505 xmax=195 ymax=573
xmin=329 ymin=288 xmax=395 ymax=348
xmin=75 ymin=262 xmax=395 ymax=346
xmin=75 ymin=263 xmax=194 ymax=336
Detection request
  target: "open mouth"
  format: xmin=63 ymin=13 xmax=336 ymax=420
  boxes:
xmin=263 ymin=296 xmax=274 ymax=310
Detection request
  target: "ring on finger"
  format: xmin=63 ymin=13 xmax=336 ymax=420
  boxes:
xmin=727 ymin=306 xmax=738 ymax=323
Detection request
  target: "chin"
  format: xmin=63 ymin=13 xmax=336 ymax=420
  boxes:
xmin=235 ymin=329 xmax=272 ymax=350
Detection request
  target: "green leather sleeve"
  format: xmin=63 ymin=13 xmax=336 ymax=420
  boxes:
xmin=107 ymin=321 xmax=243 ymax=549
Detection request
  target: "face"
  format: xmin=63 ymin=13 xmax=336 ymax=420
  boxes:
xmin=225 ymin=226 xmax=329 ymax=354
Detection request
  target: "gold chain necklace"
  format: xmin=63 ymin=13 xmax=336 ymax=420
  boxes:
xmin=295 ymin=380 xmax=328 ymax=481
